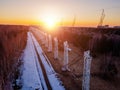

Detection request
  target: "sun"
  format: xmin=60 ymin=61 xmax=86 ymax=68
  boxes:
xmin=41 ymin=13 xmax=59 ymax=31
xmin=44 ymin=16 xmax=57 ymax=29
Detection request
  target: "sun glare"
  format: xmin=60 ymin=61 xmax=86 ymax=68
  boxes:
xmin=44 ymin=17 xmax=57 ymax=29
xmin=40 ymin=12 xmax=60 ymax=31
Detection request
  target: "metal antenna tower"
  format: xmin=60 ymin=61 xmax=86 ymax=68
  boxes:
xmin=97 ymin=9 xmax=105 ymax=28
xmin=72 ymin=15 xmax=76 ymax=27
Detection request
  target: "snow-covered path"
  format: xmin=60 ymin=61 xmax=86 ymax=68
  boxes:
xmin=21 ymin=32 xmax=47 ymax=90
xmin=31 ymin=32 xmax=65 ymax=90
xmin=21 ymin=32 xmax=64 ymax=90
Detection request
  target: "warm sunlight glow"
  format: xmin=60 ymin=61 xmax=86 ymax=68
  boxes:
xmin=44 ymin=16 xmax=57 ymax=29
xmin=40 ymin=10 xmax=60 ymax=31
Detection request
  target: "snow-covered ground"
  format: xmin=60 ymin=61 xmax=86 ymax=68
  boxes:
xmin=21 ymin=32 xmax=64 ymax=90
xmin=31 ymin=32 xmax=65 ymax=90
xmin=21 ymin=32 xmax=47 ymax=90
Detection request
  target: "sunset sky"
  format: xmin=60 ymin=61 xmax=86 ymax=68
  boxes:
xmin=0 ymin=0 xmax=120 ymax=27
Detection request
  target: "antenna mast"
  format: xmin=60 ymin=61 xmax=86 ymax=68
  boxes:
xmin=97 ymin=9 xmax=105 ymax=28
xmin=72 ymin=15 xmax=76 ymax=27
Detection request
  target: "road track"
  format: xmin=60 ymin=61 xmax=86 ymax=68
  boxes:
xmin=23 ymin=32 xmax=64 ymax=90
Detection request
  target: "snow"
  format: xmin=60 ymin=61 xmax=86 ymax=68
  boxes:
xmin=21 ymin=31 xmax=64 ymax=90
xmin=30 ymin=32 xmax=65 ymax=90
xmin=21 ymin=32 xmax=47 ymax=90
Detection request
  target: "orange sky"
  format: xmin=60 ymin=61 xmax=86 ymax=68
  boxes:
xmin=0 ymin=0 xmax=120 ymax=27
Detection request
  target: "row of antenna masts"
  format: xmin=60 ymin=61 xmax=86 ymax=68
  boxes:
xmin=60 ymin=9 xmax=105 ymax=28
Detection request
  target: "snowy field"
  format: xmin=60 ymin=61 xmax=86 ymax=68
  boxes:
xmin=21 ymin=32 xmax=64 ymax=90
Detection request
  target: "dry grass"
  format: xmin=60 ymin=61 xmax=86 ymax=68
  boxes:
xmin=0 ymin=25 xmax=28 ymax=90
xmin=34 ymin=27 xmax=120 ymax=90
